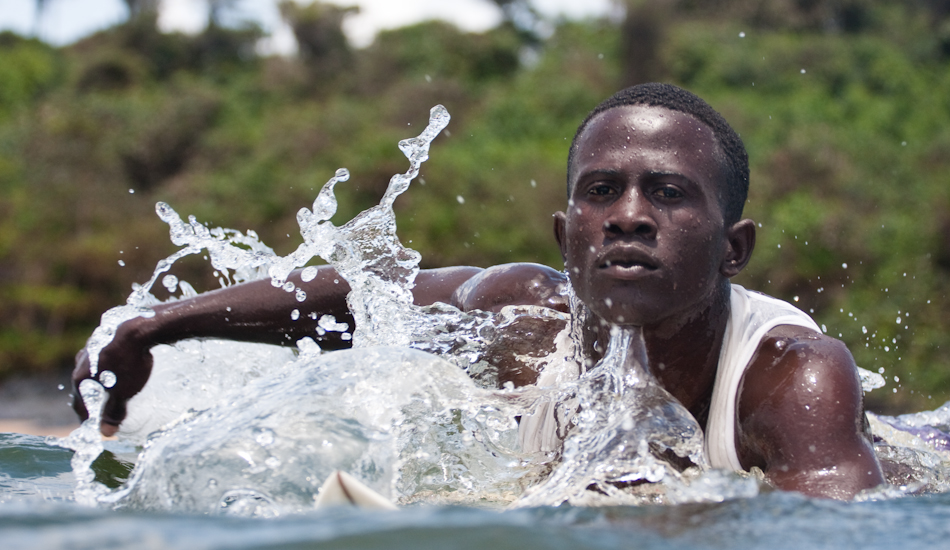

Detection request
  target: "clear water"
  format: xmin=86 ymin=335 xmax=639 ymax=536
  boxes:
xmin=5 ymin=105 xmax=950 ymax=547
xmin=4 ymin=434 xmax=950 ymax=550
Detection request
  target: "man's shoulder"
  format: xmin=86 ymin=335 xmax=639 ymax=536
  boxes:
xmin=741 ymin=325 xmax=860 ymax=411
xmin=736 ymin=326 xmax=867 ymax=464
xmin=451 ymin=263 xmax=569 ymax=313
xmin=734 ymin=325 xmax=883 ymax=497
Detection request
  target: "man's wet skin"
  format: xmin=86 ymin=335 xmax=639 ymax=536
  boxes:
xmin=73 ymin=101 xmax=883 ymax=499
xmin=554 ymin=104 xmax=748 ymax=429
xmin=557 ymin=105 xmax=737 ymax=329
xmin=550 ymin=104 xmax=881 ymax=497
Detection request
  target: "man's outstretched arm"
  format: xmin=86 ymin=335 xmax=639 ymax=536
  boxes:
xmin=72 ymin=265 xmax=483 ymax=434
xmin=737 ymin=326 xmax=885 ymax=499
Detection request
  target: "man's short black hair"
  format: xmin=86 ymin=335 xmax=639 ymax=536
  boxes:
xmin=567 ymin=83 xmax=749 ymax=225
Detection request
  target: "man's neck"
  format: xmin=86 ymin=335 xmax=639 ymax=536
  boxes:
xmin=583 ymin=282 xmax=733 ymax=426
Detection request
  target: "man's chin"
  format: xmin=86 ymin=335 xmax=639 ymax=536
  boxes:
xmin=587 ymin=306 xmax=652 ymax=328
xmin=580 ymin=291 xmax=657 ymax=327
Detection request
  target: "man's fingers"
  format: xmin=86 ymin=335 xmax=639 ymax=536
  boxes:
xmin=100 ymin=423 xmax=119 ymax=437
xmin=72 ymin=348 xmax=92 ymax=420
xmin=100 ymin=397 xmax=128 ymax=431
xmin=71 ymin=391 xmax=89 ymax=421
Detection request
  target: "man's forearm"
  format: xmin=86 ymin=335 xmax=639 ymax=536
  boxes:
xmin=73 ymin=264 xmax=483 ymax=428
xmin=141 ymin=266 xmax=354 ymax=350
xmin=132 ymin=264 xmax=485 ymax=350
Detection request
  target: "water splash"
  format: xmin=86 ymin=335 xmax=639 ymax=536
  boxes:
xmin=67 ymin=105 xmax=565 ymax=510
xmin=514 ymin=326 xmax=713 ymax=507
xmin=53 ymin=379 xmax=112 ymax=506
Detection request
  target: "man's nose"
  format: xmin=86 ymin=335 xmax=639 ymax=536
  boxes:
xmin=603 ymin=189 xmax=657 ymax=239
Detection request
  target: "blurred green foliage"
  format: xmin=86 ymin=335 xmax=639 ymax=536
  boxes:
xmin=2 ymin=0 xmax=950 ymax=412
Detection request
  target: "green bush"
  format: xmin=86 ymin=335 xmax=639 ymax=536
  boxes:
xmin=3 ymin=3 xmax=950 ymax=412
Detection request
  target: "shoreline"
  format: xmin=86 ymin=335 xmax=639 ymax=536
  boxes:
xmin=0 ymin=419 xmax=79 ymax=438
xmin=0 ymin=373 xmax=82 ymax=438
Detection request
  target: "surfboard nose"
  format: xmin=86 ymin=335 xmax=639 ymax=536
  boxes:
xmin=314 ymin=470 xmax=398 ymax=510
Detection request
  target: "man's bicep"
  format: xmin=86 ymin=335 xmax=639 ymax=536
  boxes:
xmin=449 ymin=263 xmax=569 ymax=313
xmin=414 ymin=266 xmax=484 ymax=307
xmin=738 ymin=335 xmax=884 ymax=499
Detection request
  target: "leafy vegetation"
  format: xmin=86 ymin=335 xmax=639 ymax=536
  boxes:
xmin=2 ymin=0 xmax=949 ymax=412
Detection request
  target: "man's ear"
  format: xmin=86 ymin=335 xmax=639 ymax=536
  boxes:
xmin=721 ymin=218 xmax=756 ymax=277
xmin=553 ymin=211 xmax=568 ymax=264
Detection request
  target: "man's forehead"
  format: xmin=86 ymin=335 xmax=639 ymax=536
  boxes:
xmin=578 ymin=104 xmax=716 ymax=149
xmin=570 ymin=105 xmax=722 ymax=182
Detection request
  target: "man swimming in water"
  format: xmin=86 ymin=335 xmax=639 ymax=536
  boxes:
xmin=72 ymin=83 xmax=885 ymax=500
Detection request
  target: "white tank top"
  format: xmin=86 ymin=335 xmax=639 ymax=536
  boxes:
xmin=520 ymin=284 xmax=822 ymax=471
xmin=704 ymin=284 xmax=821 ymax=470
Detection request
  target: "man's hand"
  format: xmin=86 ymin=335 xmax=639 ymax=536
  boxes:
xmin=65 ymin=265 xmax=484 ymax=436
xmin=72 ymin=317 xmax=154 ymax=436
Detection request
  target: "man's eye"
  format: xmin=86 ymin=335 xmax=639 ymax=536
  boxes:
xmin=589 ymin=184 xmax=615 ymax=196
xmin=654 ymin=186 xmax=683 ymax=199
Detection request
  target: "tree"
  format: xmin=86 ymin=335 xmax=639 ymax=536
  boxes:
xmin=278 ymin=0 xmax=357 ymax=77
xmin=617 ymin=0 xmax=673 ymax=87
xmin=123 ymin=0 xmax=159 ymax=19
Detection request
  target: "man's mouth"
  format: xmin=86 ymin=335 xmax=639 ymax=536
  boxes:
xmin=602 ymin=258 xmax=655 ymax=269
xmin=597 ymin=248 xmax=658 ymax=274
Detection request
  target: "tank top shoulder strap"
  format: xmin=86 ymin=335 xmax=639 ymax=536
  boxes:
xmin=704 ymin=284 xmax=822 ymax=471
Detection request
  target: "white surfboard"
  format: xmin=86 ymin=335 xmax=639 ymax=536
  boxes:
xmin=313 ymin=470 xmax=398 ymax=510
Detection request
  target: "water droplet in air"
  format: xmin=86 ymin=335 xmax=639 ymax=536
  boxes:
xmin=301 ymin=266 xmax=318 ymax=282
xmin=255 ymin=429 xmax=275 ymax=446
xmin=456 ymin=195 xmax=465 ymax=204
xmin=739 ymin=31 xmax=746 ymax=37
xmin=290 ymin=309 xmax=300 ymax=321
xmin=162 ymin=274 xmax=179 ymax=293
xmin=118 ymin=260 xmax=125 ymax=267
xmin=99 ymin=370 xmax=117 ymax=388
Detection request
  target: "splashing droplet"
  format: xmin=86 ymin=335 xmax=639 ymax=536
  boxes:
xmin=99 ymin=370 xmax=117 ymax=389
xmin=162 ymin=275 xmax=179 ymax=293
